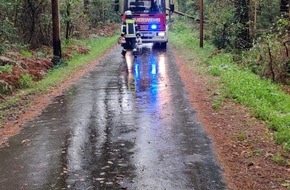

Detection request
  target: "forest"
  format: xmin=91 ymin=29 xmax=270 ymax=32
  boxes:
xmin=0 ymin=0 xmax=289 ymax=96
xmin=178 ymin=0 xmax=289 ymax=84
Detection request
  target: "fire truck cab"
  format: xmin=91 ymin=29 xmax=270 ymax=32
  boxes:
xmin=115 ymin=0 xmax=174 ymax=49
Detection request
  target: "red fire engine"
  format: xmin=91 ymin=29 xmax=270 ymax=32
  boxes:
xmin=115 ymin=0 xmax=174 ymax=49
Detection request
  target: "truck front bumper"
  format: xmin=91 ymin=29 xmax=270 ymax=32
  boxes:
xmin=140 ymin=31 xmax=168 ymax=43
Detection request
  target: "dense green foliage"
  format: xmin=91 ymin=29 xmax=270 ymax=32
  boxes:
xmin=176 ymin=0 xmax=289 ymax=83
xmin=89 ymin=0 xmax=119 ymax=26
xmin=0 ymin=0 xmax=118 ymax=51
xmin=0 ymin=0 xmax=119 ymax=100
xmin=0 ymin=1 xmax=16 ymax=53
xmin=169 ymin=21 xmax=290 ymax=150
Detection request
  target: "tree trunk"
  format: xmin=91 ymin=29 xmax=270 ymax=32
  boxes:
xmin=235 ymin=0 xmax=252 ymax=49
xmin=51 ymin=0 xmax=62 ymax=59
xmin=27 ymin=0 xmax=36 ymax=44
xmin=65 ymin=1 xmax=71 ymax=40
xmin=13 ymin=0 xmax=21 ymax=28
xmin=199 ymin=0 xmax=203 ymax=48
xmin=249 ymin=0 xmax=258 ymax=39
xmin=280 ymin=0 xmax=289 ymax=17
xmin=84 ymin=0 xmax=89 ymax=14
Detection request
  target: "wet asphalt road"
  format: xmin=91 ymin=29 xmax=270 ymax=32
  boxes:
xmin=0 ymin=44 xmax=226 ymax=190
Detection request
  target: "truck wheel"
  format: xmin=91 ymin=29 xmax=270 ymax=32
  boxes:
xmin=160 ymin=42 xmax=167 ymax=49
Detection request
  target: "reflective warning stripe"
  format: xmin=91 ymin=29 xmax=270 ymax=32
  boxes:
xmin=121 ymin=25 xmax=126 ymax=36
xmin=125 ymin=19 xmax=136 ymax=38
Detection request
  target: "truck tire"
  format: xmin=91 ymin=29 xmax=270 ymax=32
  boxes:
xmin=160 ymin=42 xmax=167 ymax=49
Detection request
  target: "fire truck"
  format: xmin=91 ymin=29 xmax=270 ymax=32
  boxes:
xmin=114 ymin=0 xmax=174 ymax=49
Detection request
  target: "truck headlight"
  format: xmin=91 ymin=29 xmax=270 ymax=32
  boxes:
xmin=158 ymin=32 xmax=165 ymax=37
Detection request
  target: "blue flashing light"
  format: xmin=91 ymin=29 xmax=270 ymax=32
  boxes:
xmin=134 ymin=63 xmax=139 ymax=79
xmin=151 ymin=62 xmax=157 ymax=75
xmin=150 ymin=24 xmax=157 ymax=30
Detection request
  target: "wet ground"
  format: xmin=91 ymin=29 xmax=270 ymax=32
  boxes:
xmin=0 ymin=44 xmax=226 ymax=190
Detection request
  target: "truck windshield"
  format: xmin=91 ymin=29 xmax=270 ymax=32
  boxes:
xmin=127 ymin=0 xmax=165 ymax=14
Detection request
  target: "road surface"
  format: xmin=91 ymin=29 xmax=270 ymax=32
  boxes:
xmin=0 ymin=44 xmax=226 ymax=190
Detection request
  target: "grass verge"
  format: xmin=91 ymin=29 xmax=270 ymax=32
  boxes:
xmin=169 ymin=21 xmax=290 ymax=150
xmin=0 ymin=35 xmax=118 ymax=125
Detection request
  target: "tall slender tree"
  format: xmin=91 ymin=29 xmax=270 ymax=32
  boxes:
xmin=51 ymin=0 xmax=61 ymax=59
xmin=65 ymin=0 xmax=72 ymax=40
xmin=235 ymin=0 xmax=252 ymax=49
xmin=83 ymin=0 xmax=89 ymax=14
xmin=280 ymin=0 xmax=289 ymax=17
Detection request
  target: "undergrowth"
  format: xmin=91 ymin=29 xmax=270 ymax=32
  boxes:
xmin=19 ymin=73 xmax=33 ymax=88
xmin=0 ymin=65 xmax=13 ymax=74
xmin=34 ymin=35 xmax=117 ymax=92
xmin=169 ymin=21 xmax=290 ymax=150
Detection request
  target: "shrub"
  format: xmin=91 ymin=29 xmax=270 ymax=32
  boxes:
xmin=244 ymin=33 xmax=289 ymax=83
xmin=0 ymin=65 xmax=13 ymax=74
xmin=206 ymin=3 xmax=239 ymax=50
xmin=20 ymin=50 xmax=33 ymax=58
xmin=0 ymin=80 xmax=12 ymax=94
xmin=18 ymin=73 xmax=33 ymax=88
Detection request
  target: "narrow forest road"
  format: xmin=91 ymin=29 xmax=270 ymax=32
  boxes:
xmin=0 ymin=44 xmax=226 ymax=190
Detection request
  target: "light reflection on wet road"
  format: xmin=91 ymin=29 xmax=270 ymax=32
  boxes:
xmin=0 ymin=44 xmax=226 ymax=190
